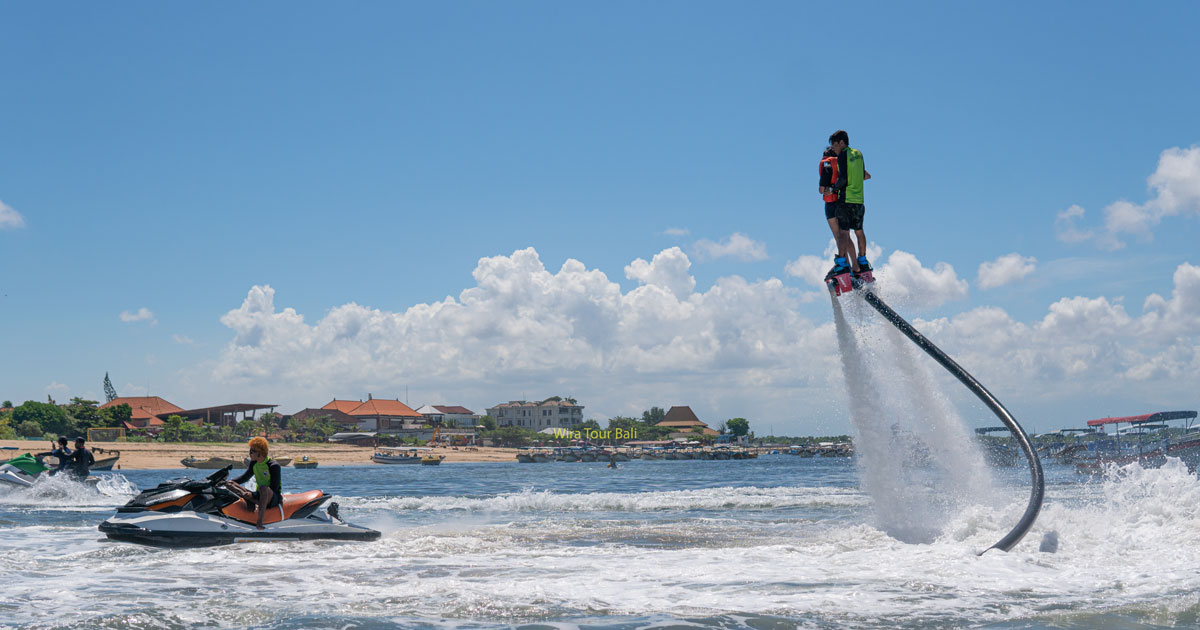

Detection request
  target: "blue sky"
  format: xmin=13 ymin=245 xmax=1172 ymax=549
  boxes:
xmin=2 ymin=2 xmax=1198 ymax=435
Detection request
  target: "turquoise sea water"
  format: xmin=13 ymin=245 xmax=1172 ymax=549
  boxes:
xmin=2 ymin=456 xmax=1199 ymax=629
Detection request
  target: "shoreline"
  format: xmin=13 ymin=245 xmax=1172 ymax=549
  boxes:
xmin=1 ymin=439 xmax=519 ymax=469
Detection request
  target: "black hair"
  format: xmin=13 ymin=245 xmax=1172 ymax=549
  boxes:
xmin=74 ymin=437 xmax=85 ymax=443
xmin=57 ymin=436 xmax=68 ymax=444
xmin=829 ymin=130 xmax=849 ymax=145
xmin=823 ymin=146 xmax=836 ymax=157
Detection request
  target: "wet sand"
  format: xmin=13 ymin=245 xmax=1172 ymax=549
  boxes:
xmin=0 ymin=439 xmax=518 ymax=469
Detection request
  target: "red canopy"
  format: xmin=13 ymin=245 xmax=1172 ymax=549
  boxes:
xmin=1087 ymin=411 xmax=1198 ymax=427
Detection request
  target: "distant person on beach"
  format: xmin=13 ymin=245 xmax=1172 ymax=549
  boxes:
xmin=67 ymin=437 xmax=95 ymax=479
xmin=223 ymin=437 xmax=282 ymax=530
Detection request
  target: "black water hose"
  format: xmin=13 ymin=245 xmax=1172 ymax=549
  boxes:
xmin=859 ymin=288 xmax=1044 ymax=554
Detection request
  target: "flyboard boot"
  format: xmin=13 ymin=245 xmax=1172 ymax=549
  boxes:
xmin=850 ymin=256 xmax=875 ymax=289
xmin=825 ymin=257 xmax=854 ymax=296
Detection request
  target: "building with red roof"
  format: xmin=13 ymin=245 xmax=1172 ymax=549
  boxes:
xmin=100 ymin=396 xmax=184 ymax=430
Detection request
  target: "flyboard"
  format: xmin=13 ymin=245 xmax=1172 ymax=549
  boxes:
xmin=828 ymin=268 xmax=1044 ymax=554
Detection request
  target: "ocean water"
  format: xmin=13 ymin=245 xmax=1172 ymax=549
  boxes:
xmin=3 ymin=456 xmax=1200 ymax=629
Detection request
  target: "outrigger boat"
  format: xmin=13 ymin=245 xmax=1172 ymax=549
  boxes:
xmin=372 ymin=447 xmax=431 ymax=464
xmin=1073 ymin=410 xmax=1200 ymax=473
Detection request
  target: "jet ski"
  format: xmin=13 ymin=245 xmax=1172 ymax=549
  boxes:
xmin=98 ymin=465 xmax=380 ymax=547
xmin=1 ymin=453 xmax=102 ymax=489
xmin=0 ymin=453 xmax=46 ymax=488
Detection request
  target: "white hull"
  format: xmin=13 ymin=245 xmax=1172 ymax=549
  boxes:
xmin=100 ymin=509 xmax=379 ymax=547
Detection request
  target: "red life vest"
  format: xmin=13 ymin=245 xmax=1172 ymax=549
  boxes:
xmin=820 ymin=156 xmax=839 ymax=203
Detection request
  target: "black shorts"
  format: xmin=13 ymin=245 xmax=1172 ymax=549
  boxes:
xmin=249 ymin=488 xmax=282 ymax=509
xmin=824 ymin=202 xmax=838 ymax=220
xmin=835 ymin=203 xmax=865 ymax=231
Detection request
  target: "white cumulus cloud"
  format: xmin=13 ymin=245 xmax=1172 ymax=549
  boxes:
xmin=691 ymin=232 xmax=768 ymax=262
xmin=624 ymin=247 xmax=696 ymax=300
xmin=875 ymin=250 xmax=969 ymax=310
xmin=978 ymin=253 xmax=1037 ymax=289
xmin=0 ymin=199 xmax=25 ymax=229
xmin=1057 ymin=145 xmax=1200 ymax=250
xmin=207 ymin=248 xmax=835 ymax=422
xmin=120 ymin=308 xmax=157 ymax=325
xmin=174 ymin=248 xmax=1199 ymax=433
xmin=785 ymin=239 xmax=884 ymax=288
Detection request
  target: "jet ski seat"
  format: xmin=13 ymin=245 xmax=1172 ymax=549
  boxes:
xmin=220 ymin=489 xmax=326 ymax=525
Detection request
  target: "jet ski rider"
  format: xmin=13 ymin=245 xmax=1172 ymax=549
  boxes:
xmin=222 ymin=437 xmax=282 ymax=530
xmin=40 ymin=436 xmax=73 ymax=475
xmin=68 ymin=437 xmax=95 ymax=479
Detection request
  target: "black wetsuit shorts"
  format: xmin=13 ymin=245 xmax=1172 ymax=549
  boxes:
xmin=835 ymin=203 xmax=865 ymax=231
xmin=824 ymin=201 xmax=838 ymax=220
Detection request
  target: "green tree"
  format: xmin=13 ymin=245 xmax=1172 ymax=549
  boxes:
xmin=725 ymin=417 xmax=750 ymax=437
xmin=17 ymin=420 xmax=43 ymax=438
xmin=259 ymin=412 xmax=280 ymax=437
xmin=579 ymin=419 xmax=601 ymax=431
xmin=640 ymin=406 xmax=666 ymax=425
xmin=99 ymin=403 xmax=132 ymax=427
xmin=479 ymin=415 xmax=497 ymax=431
xmin=102 ymin=372 xmax=117 ymax=403
xmin=162 ymin=415 xmax=185 ymax=442
xmin=2 ymin=400 xmax=12 ymax=408
xmin=13 ymin=401 xmax=73 ymax=437
xmin=234 ymin=418 xmax=260 ymax=438
xmin=67 ymin=397 xmax=104 ymax=430
xmin=490 ymin=426 xmax=532 ymax=447
xmin=607 ymin=416 xmax=638 ymax=431
xmin=178 ymin=420 xmax=204 ymax=441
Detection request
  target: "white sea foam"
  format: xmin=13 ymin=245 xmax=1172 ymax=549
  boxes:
xmin=338 ymin=484 xmax=869 ymax=513
xmin=0 ymin=472 xmax=137 ymax=506
xmin=831 ymin=292 xmax=1003 ymax=544
xmin=3 ymin=460 xmax=1200 ymax=627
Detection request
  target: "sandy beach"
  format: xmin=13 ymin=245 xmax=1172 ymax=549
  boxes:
xmin=0 ymin=439 xmax=518 ymax=469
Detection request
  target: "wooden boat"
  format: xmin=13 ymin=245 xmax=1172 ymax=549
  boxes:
xmin=372 ymin=447 xmax=430 ymax=464
xmin=241 ymin=457 xmax=292 ymax=467
xmin=91 ymin=447 xmax=120 ymax=471
xmin=293 ymin=455 xmax=318 ymax=469
xmin=181 ymin=456 xmax=241 ymax=469
xmin=420 ymin=454 xmax=445 ymax=466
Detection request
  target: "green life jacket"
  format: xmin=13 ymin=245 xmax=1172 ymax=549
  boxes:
xmin=253 ymin=458 xmax=272 ymax=489
xmin=843 ymin=147 xmax=865 ymax=204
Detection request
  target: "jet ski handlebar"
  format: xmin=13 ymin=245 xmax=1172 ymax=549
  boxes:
xmin=204 ymin=465 xmax=233 ymax=485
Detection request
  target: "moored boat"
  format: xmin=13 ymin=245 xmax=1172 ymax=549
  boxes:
xmin=181 ymin=456 xmax=242 ymax=469
xmin=1074 ymin=411 xmax=1200 ymax=473
xmin=372 ymin=447 xmax=430 ymax=464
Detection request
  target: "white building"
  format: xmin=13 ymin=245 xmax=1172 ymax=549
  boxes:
xmin=415 ymin=404 xmax=480 ymax=427
xmin=487 ymin=399 xmax=584 ymax=429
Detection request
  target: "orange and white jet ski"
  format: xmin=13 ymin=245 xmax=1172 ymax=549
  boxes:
xmin=99 ymin=465 xmax=379 ymax=547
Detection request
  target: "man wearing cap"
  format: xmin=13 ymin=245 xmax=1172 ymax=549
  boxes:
xmin=68 ymin=437 xmax=95 ymax=480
